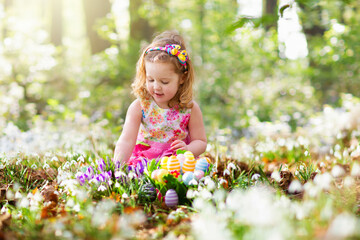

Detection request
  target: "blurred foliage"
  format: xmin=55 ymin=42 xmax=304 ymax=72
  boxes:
xmin=0 ymin=0 xmax=359 ymax=143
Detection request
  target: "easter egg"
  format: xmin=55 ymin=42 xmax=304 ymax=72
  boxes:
xmin=204 ymin=157 xmax=212 ymax=164
xmin=156 ymin=169 xmax=169 ymax=184
xmin=151 ymin=169 xmax=160 ymax=180
xmin=138 ymin=183 xmax=156 ymax=203
xmin=167 ymin=155 xmax=180 ymax=172
xmin=194 ymin=170 xmax=205 ymax=180
xmin=184 ymin=151 xmax=195 ymax=161
xmin=165 ymin=189 xmax=178 ymax=207
xmin=182 ymin=172 xmax=195 ymax=186
xmin=183 ymin=155 xmax=196 ymax=173
xmin=177 ymin=154 xmax=185 ymax=169
xmin=195 ymin=158 xmax=209 ymax=172
xmin=160 ymin=156 xmax=168 ymax=169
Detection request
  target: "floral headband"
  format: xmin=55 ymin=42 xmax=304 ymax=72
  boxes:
xmin=145 ymin=44 xmax=189 ymax=70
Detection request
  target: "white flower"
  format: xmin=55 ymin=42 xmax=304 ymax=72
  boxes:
xmin=114 ymin=182 xmax=120 ymax=188
xmin=271 ymin=171 xmax=282 ymax=182
xmin=288 ymin=180 xmax=303 ymax=193
xmin=343 ymin=176 xmax=355 ymax=187
xmin=314 ymin=172 xmax=333 ymax=190
xmin=31 ymin=164 xmax=37 ymax=169
xmin=251 ymin=173 xmax=260 ymax=181
xmin=128 ymin=172 xmax=137 ymax=179
xmin=73 ymin=204 xmax=80 ymax=212
xmin=326 ymin=213 xmax=359 ymax=239
xmin=15 ymin=191 xmax=22 ymax=199
xmin=97 ymin=185 xmax=107 ymax=192
xmin=77 ymin=156 xmax=85 ymax=163
xmin=189 ymin=179 xmax=198 ymax=186
xmin=122 ymin=193 xmax=129 ymax=199
xmin=223 ymin=169 xmax=230 ymax=176
xmin=227 ymin=162 xmax=236 ymax=170
xmin=351 ymin=162 xmax=360 ymax=177
xmin=331 ymin=165 xmax=345 ymax=178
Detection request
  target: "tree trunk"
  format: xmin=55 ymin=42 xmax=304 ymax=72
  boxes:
xmin=129 ymin=0 xmax=155 ymax=56
xmin=83 ymin=0 xmax=111 ymax=54
xmin=2 ymin=0 xmax=13 ymax=39
xmin=50 ymin=0 xmax=63 ymax=46
xmin=263 ymin=0 xmax=278 ymax=30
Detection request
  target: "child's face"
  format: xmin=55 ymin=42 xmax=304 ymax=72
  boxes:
xmin=145 ymin=61 xmax=183 ymax=109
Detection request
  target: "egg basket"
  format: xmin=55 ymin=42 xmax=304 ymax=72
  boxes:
xmin=144 ymin=150 xmax=213 ymax=207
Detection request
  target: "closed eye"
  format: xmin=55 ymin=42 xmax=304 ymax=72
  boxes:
xmin=162 ymin=81 xmax=169 ymax=84
xmin=147 ymin=79 xmax=154 ymax=82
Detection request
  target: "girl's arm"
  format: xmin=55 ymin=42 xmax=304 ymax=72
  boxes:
xmin=171 ymin=101 xmax=207 ymax=157
xmin=113 ymin=99 xmax=142 ymax=165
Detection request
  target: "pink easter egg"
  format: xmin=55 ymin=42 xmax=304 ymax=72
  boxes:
xmin=194 ymin=170 xmax=205 ymax=180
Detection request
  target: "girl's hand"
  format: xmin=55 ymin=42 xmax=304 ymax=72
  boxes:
xmin=170 ymin=140 xmax=188 ymax=151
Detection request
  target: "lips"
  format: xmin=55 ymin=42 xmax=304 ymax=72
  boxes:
xmin=155 ymin=93 xmax=164 ymax=97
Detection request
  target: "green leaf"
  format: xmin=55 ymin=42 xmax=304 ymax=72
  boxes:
xmin=279 ymin=4 xmax=291 ymax=18
xmin=176 ymin=149 xmax=187 ymax=155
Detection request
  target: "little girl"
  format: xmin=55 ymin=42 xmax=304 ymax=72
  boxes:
xmin=114 ymin=30 xmax=207 ymax=167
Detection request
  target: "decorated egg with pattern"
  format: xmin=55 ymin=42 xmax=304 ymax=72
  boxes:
xmin=167 ymin=155 xmax=180 ymax=172
xmin=194 ymin=170 xmax=205 ymax=180
xmin=183 ymin=155 xmax=196 ymax=173
xmin=165 ymin=189 xmax=178 ymax=207
xmin=151 ymin=169 xmax=160 ymax=180
xmin=182 ymin=172 xmax=195 ymax=186
xmin=156 ymin=169 xmax=169 ymax=184
xmin=184 ymin=151 xmax=195 ymax=161
xmin=160 ymin=156 xmax=169 ymax=169
xmin=195 ymin=158 xmax=209 ymax=172
xmin=177 ymin=154 xmax=185 ymax=169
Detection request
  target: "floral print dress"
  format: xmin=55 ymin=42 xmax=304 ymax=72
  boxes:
xmin=128 ymin=98 xmax=191 ymax=166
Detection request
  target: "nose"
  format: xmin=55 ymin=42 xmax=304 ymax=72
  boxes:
xmin=154 ymin=81 xmax=161 ymax=90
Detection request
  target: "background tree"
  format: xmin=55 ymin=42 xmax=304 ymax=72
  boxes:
xmin=50 ymin=0 xmax=63 ymax=46
xmin=83 ymin=0 xmax=111 ymax=54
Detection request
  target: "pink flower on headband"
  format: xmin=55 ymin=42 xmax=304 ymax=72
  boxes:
xmin=145 ymin=44 xmax=189 ymax=70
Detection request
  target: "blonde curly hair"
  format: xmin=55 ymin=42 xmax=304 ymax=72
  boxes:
xmin=132 ymin=30 xmax=194 ymax=109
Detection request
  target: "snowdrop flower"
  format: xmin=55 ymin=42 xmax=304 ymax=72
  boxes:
xmin=223 ymin=169 xmax=230 ymax=176
xmin=343 ymin=176 xmax=355 ymax=187
xmin=97 ymin=184 xmax=107 ymax=192
xmin=122 ymin=193 xmax=129 ymax=199
xmin=73 ymin=204 xmax=80 ymax=212
xmin=351 ymin=162 xmax=360 ymax=177
xmin=251 ymin=173 xmax=260 ymax=181
xmin=128 ymin=172 xmax=137 ymax=179
xmin=18 ymin=197 xmax=30 ymax=208
xmin=227 ymin=162 xmax=236 ymax=170
xmin=331 ymin=165 xmax=345 ymax=178
xmin=31 ymin=164 xmax=37 ymax=169
xmin=314 ymin=172 xmax=333 ymax=190
xmin=43 ymin=162 xmax=50 ymax=169
xmin=15 ymin=191 xmax=22 ymax=199
xmin=204 ymin=178 xmax=216 ymax=191
xmin=288 ymin=180 xmax=303 ymax=193
xmin=189 ymin=179 xmax=198 ymax=186
xmin=271 ymin=171 xmax=282 ymax=182
xmin=115 ymin=170 xmax=126 ymax=179
xmin=77 ymin=156 xmax=85 ymax=163
xmin=326 ymin=213 xmax=359 ymax=239
xmin=114 ymin=182 xmax=120 ymax=188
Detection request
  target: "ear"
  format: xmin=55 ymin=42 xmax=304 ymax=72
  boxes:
xmin=179 ymin=72 xmax=187 ymax=85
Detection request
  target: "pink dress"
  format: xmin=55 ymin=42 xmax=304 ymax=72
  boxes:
xmin=128 ymin=98 xmax=191 ymax=166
